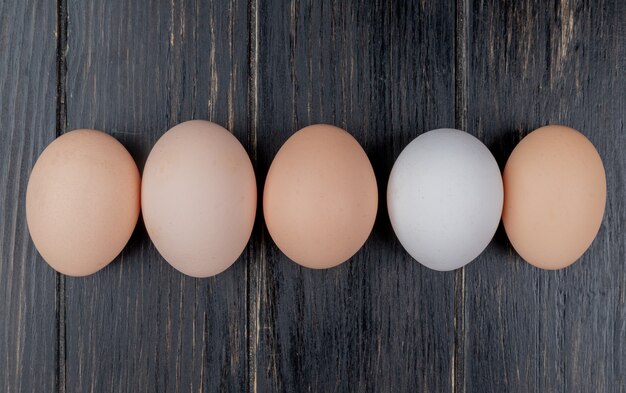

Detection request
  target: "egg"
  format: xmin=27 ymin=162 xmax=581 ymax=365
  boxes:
xmin=141 ymin=120 xmax=256 ymax=277
xmin=26 ymin=129 xmax=141 ymax=276
xmin=502 ymin=125 xmax=606 ymax=269
xmin=387 ymin=129 xmax=503 ymax=271
xmin=263 ymin=124 xmax=378 ymax=269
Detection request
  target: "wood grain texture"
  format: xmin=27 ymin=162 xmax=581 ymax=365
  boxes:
xmin=0 ymin=0 xmax=624 ymax=391
xmin=62 ymin=1 xmax=250 ymax=392
xmin=251 ymin=1 xmax=457 ymax=391
xmin=0 ymin=1 xmax=58 ymax=392
xmin=462 ymin=0 xmax=626 ymax=392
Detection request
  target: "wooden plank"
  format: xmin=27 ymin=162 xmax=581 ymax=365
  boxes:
xmin=0 ymin=0 xmax=58 ymax=391
xmin=62 ymin=1 xmax=250 ymax=391
xmin=463 ymin=0 xmax=626 ymax=391
xmin=250 ymin=1 xmax=457 ymax=391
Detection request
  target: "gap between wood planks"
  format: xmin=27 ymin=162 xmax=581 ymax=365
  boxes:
xmin=453 ymin=0 xmax=469 ymax=392
xmin=246 ymin=0 xmax=261 ymax=392
xmin=55 ymin=0 xmax=68 ymax=392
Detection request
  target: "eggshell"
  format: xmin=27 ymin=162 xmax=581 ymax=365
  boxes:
xmin=141 ymin=120 xmax=256 ymax=277
xmin=263 ymin=124 xmax=378 ymax=269
xmin=502 ymin=125 xmax=606 ymax=269
xmin=26 ymin=129 xmax=141 ymax=276
xmin=387 ymin=128 xmax=503 ymax=271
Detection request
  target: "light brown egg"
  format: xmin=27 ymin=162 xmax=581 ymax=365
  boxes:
xmin=502 ymin=125 xmax=606 ymax=269
xmin=26 ymin=130 xmax=141 ymax=276
xmin=141 ymin=120 xmax=256 ymax=278
xmin=263 ymin=124 xmax=378 ymax=269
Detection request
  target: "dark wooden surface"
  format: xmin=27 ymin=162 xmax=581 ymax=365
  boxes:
xmin=464 ymin=1 xmax=625 ymax=392
xmin=0 ymin=1 xmax=58 ymax=392
xmin=0 ymin=0 xmax=624 ymax=392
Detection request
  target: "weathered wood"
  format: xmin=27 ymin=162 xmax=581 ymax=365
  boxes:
xmin=62 ymin=1 xmax=251 ymax=391
xmin=0 ymin=0 xmax=59 ymax=391
xmin=250 ymin=1 xmax=457 ymax=391
xmin=1 ymin=0 xmax=624 ymax=391
xmin=462 ymin=0 xmax=626 ymax=392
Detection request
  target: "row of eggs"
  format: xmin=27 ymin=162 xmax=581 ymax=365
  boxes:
xmin=26 ymin=121 xmax=606 ymax=277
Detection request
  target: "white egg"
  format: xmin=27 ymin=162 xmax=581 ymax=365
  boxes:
xmin=387 ymin=128 xmax=503 ymax=271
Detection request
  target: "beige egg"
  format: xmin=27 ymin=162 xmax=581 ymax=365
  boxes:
xmin=141 ymin=120 xmax=256 ymax=277
xmin=503 ymin=125 xmax=606 ymax=269
xmin=263 ymin=124 xmax=378 ymax=269
xmin=26 ymin=129 xmax=141 ymax=276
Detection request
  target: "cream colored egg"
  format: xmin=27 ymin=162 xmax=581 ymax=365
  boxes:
xmin=141 ymin=120 xmax=257 ymax=277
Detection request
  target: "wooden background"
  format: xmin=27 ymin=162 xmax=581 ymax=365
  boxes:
xmin=0 ymin=0 xmax=624 ymax=392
